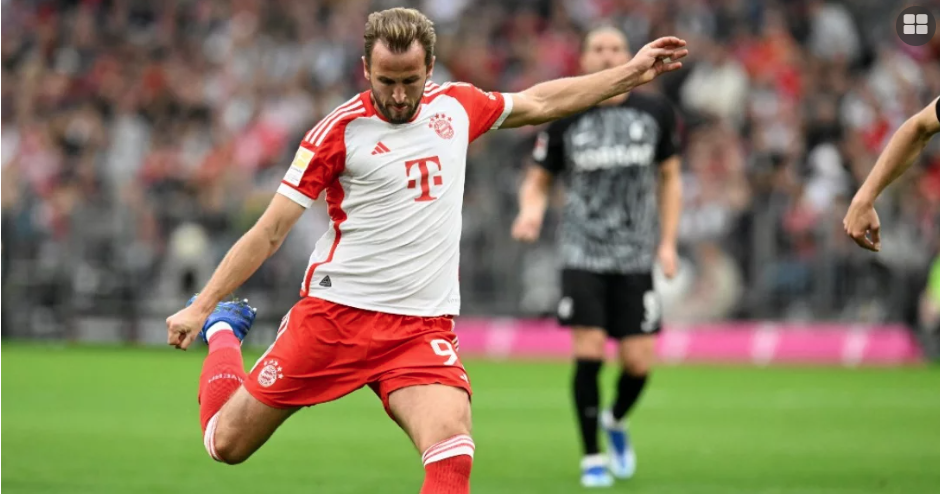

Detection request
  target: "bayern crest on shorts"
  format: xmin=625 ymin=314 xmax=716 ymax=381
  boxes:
xmin=258 ymin=359 xmax=283 ymax=387
xmin=429 ymin=113 xmax=454 ymax=139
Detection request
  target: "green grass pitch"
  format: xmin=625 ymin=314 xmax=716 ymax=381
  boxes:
xmin=3 ymin=344 xmax=939 ymax=494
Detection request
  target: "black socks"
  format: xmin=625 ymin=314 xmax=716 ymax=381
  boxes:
xmin=612 ymin=372 xmax=648 ymax=422
xmin=573 ymin=359 xmax=603 ymax=455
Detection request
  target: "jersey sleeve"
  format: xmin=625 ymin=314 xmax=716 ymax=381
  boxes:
xmin=277 ymin=122 xmax=348 ymax=208
xmin=654 ymin=97 xmax=680 ymax=163
xmin=531 ymin=122 xmax=566 ymax=175
xmin=447 ymin=83 xmax=514 ymax=142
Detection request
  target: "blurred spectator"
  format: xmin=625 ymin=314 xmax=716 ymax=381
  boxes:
xmin=2 ymin=0 xmax=938 ymax=337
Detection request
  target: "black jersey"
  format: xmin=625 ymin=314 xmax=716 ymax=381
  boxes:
xmin=533 ymin=91 xmax=679 ymax=274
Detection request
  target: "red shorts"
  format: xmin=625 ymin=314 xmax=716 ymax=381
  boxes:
xmin=245 ymin=297 xmax=471 ymax=416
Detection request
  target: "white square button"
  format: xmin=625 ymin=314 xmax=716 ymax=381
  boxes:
xmin=917 ymin=25 xmax=928 ymax=34
xmin=904 ymin=14 xmax=915 ymax=24
xmin=904 ymin=24 xmax=915 ymax=34
xmin=916 ymin=14 xmax=928 ymax=24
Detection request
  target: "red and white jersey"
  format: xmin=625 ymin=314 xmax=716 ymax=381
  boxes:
xmin=277 ymin=81 xmax=514 ymax=317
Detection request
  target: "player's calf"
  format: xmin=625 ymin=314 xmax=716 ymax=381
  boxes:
xmin=420 ymin=433 xmax=475 ymax=494
xmin=613 ymin=334 xmax=654 ymax=420
xmin=388 ymin=384 xmax=474 ymax=494
xmin=194 ymin=297 xmax=257 ymax=432
xmin=606 ymin=334 xmax=655 ymax=479
xmin=621 ymin=356 xmax=651 ymax=376
xmin=191 ymin=297 xmax=298 ymax=464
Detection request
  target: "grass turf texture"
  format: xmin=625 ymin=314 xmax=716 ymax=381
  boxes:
xmin=3 ymin=344 xmax=939 ymax=494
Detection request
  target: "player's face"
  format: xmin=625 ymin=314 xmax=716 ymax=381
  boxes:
xmin=580 ymin=29 xmax=631 ymax=74
xmin=364 ymin=41 xmax=433 ymax=124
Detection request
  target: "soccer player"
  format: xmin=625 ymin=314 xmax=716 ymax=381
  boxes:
xmin=165 ymin=8 xmax=687 ymax=493
xmin=512 ymin=25 xmax=682 ymax=488
xmin=844 ymin=96 xmax=940 ymax=251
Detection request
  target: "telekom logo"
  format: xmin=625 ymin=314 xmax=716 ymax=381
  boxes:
xmin=405 ymin=156 xmax=443 ymax=202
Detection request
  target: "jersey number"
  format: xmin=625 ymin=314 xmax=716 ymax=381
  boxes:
xmin=405 ymin=156 xmax=443 ymax=202
xmin=430 ymin=339 xmax=458 ymax=365
xmin=641 ymin=291 xmax=661 ymax=333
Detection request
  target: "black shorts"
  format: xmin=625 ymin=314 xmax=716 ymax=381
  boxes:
xmin=557 ymin=269 xmax=662 ymax=339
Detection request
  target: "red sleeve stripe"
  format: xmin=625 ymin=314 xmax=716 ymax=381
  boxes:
xmin=304 ymin=96 xmax=363 ymax=144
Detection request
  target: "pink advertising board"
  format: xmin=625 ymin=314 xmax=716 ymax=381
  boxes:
xmin=453 ymin=319 xmax=923 ymax=366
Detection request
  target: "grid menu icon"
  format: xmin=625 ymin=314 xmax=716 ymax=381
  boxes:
xmin=903 ymin=14 xmax=929 ymax=35
xmin=897 ymin=6 xmax=936 ymax=46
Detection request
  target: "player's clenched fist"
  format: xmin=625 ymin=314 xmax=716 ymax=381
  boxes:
xmin=167 ymin=303 xmax=210 ymax=350
xmin=629 ymin=37 xmax=688 ymax=85
xmin=843 ymin=198 xmax=882 ymax=252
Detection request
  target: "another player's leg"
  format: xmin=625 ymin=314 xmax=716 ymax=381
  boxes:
xmin=389 ymin=384 xmax=473 ymax=494
xmin=572 ymin=327 xmax=614 ymax=487
xmin=602 ymin=334 xmax=654 ymax=478
xmin=603 ymin=274 xmax=661 ymax=479
xmin=559 ymin=269 xmax=613 ymax=487
xmin=195 ymin=298 xmax=298 ymax=463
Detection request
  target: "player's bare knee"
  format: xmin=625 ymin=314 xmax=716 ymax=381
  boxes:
xmin=572 ymin=327 xmax=606 ymax=360
xmin=619 ymin=336 xmax=656 ymax=376
xmin=444 ymin=417 xmax=472 ymax=441
xmin=425 ymin=397 xmax=472 ymax=450
xmin=621 ymin=356 xmax=652 ymax=376
xmin=212 ymin=428 xmax=253 ymax=465
xmin=393 ymin=385 xmax=473 ymax=452
xmin=419 ymin=420 xmax=472 ymax=453
xmin=209 ymin=409 xmax=258 ymax=465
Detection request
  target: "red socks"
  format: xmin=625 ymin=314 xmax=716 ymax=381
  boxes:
xmin=420 ymin=434 xmax=475 ymax=494
xmin=198 ymin=327 xmax=244 ymax=431
xmin=199 ymin=327 xmax=245 ymax=462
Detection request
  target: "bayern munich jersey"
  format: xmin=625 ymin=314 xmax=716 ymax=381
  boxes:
xmin=277 ymin=81 xmax=513 ymax=317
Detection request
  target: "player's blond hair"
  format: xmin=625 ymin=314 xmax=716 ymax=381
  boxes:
xmin=364 ymin=8 xmax=436 ymax=68
xmin=582 ymin=23 xmax=630 ymax=54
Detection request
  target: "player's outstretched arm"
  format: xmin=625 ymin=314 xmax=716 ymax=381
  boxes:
xmin=844 ymin=97 xmax=940 ymax=251
xmin=500 ymin=37 xmax=687 ymax=128
xmin=166 ymin=194 xmax=305 ymax=349
xmin=512 ymin=165 xmax=554 ymax=243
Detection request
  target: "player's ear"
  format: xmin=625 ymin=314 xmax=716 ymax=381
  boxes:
xmin=362 ymin=56 xmax=370 ymax=81
xmin=427 ymin=55 xmax=435 ymax=79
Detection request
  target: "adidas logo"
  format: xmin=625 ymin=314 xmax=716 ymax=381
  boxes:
xmin=371 ymin=141 xmax=390 ymax=155
xmin=319 ymin=276 xmax=332 ymax=288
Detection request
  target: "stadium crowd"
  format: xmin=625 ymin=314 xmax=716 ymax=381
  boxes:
xmin=2 ymin=0 xmax=939 ymax=338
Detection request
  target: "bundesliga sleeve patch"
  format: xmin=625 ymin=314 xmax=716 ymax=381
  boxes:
xmin=285 ymin=147 xmax=314 ymax=186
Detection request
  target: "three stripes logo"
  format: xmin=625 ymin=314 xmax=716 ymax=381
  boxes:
xmin=371 ymin=141 xmax=391 ymax=155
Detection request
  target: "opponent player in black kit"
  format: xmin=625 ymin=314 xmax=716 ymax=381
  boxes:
xmin=512 ymin=25 xmax=682 ymax=488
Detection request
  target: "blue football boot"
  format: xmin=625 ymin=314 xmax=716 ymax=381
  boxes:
xmin=186 ymin=295 xmax=258 ymax=344
xmin=602 ymin=410 xmax=636 ymax=479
